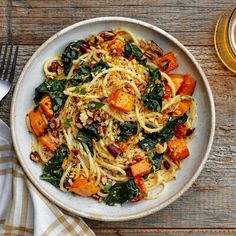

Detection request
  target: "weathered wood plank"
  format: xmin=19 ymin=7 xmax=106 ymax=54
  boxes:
xmin=0 ymin=45 xmax=236 ymax=229
xmin=1 ymin=0 xmax=234 ymax=45
xmin=0 ymin=0 xmax=10 ymax=43
xmin=93 ymin=229 xmax=236 ymax=236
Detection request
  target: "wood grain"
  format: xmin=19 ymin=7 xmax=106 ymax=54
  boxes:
xmin=0 ymin=0 xmax=234 ymax=45
xmin=1 ymin=0 xmax=236 ymax=234
xmin=93 ymin=229 xmax=236 ymax=236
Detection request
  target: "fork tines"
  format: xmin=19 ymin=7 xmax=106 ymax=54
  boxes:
xmin=0 ymin=44 xmax=18 ymax=82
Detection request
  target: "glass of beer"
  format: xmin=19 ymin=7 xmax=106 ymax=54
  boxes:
xmin=214 ymin=6 xmax=236 ymax=73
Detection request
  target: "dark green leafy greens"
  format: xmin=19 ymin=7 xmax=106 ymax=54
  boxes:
xmin=40 ymin=144 xmax=69 ymax=187
xmin=139 ymin=114 xmax=188 ymax=150
xmin=74 ymin=85 xmax=87 ymax=94
xmin=62 ymin=40 xmax=86 ymax=75
xmin=103 ymin=180 xmax=113 ymax=193
xmin=142 ymin=67 xmax=164 ymax=112
xmin=65 ymin=118 xmax=73 ymax=128
xmin=139 ymin=132 xmax=159 ymax=151
xmin=159 ymin=114 xmax=188 ymax=143
xmin=124 ymin=41 xmax=147 ymax=66
xmin=105 ymin=179 xmax=141 ymax=206
xmin=92 ymin=60 xmax=109 ymax=73
xmin=88 ymin=101 xmax=105 ymax=109
xmin=70 ymin=63 xmax=93 ymax=83
xmin=34 ymin=80 xmax=67 ymax=112
xmin=148 ymin=153 xmax=163 ymax=171
xmin=77 ymin=123 xmax=101 ymax=152
xmin=70 ymin=60 xmax=109 ymax=85
xmin=119 ymin=121 xmax=138 ymax=141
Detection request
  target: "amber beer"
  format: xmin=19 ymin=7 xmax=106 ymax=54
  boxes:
xmin=215 ymin=7 xmax=236 ymax=73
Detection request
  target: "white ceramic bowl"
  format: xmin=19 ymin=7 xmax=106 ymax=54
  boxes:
xmin=11 ymin=17 xmax=215 ymax=221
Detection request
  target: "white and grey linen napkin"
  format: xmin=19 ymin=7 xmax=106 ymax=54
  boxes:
xmin=0 ymin=119 xmax=95 ymax=236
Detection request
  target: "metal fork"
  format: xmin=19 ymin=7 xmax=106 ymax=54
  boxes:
xmin=0 ymin=44 xmax=18 ymax=101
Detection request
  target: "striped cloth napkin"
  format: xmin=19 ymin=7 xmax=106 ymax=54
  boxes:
xmin=0 ymin=119 xmax=95 ymax=236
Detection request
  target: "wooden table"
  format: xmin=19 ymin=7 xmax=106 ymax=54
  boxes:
xmin=1 ymin=1 xmax=236 ymax=235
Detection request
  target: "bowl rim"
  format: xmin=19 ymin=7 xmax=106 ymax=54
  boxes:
xmin=10 ymin=16 xmax=215 ymax=221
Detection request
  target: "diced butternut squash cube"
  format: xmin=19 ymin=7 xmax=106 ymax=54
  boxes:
xmin=39 ymin=134 xmax=57 ymax=152
xmin=174 ymin=124 xmax=188 ymax=139
xmin=168 ymin=74 xmax=185 ymax=93
xmin=28 ymin=108 xmax=47 ymax=136
xmin=109 ymin=89 xmax=135 ymax=112
xmin=39 ymin=96 xmax=53 ymax=119
xmin=71 ymin=178 xmax=99 ymax=197
xmin=167 ymin=138 xmax=190 ymax=162
xmin=132 ymin=177 xmax=147 ymax=202
xmin=178 ymin=74 xmax=196 ymax=96
xmin=173 ymin=100 xmax=192 ymax=117
xmin=130 ymin=158 xmax=152 ymax=178
xmin=156 ymin=52 xmax=178 ymax=73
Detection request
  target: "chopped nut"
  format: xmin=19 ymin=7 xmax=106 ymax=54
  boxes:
xmin=111 ymin=180 xmax=116 ymax=186
xmin=101 ymin=176 xmax=108 ymax=185
xmin=139 ymin=40 xmax=147 ymax=49
xmin=99 ymin=31 xmax=115 ymax=41
xmin=86 ymin=117 xmax=94 ymax=125
xmin=30 ymin=151 xmax=41 ymax=163
xmin=48 ymin=117 xmax=60 ymax=130
xmin=79 ymin=111 xmax=88 ymax=124
xmin=149 ymin=40 xmax=163 ymax=56
xmin=144 ymin=50 xmax=156 ymax=61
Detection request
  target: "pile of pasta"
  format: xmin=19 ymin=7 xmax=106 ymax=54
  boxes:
xmin=26 ymin=29 xmax=197 ymax=205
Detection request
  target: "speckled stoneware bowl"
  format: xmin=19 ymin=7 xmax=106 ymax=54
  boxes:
xmin=11 ymin=17 xmax=215 ymax=221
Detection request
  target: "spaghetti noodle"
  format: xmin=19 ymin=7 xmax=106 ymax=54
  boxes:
xmin=26 ymin=29 xmax=197 ymax=205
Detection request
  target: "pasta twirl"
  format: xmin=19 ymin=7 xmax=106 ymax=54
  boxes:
xmin=26 ymin=29 xmax=197 ymax=206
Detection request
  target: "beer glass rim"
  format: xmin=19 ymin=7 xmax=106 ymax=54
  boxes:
xmin=228 ymin=7 xmax=236 ymax=55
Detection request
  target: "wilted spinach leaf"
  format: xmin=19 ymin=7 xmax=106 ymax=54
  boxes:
xmin=34 ymin=80 xmax=67 ymax=112
xmin=119 ymin=121 xmax=138 ymax=141
xmin=40 ymin=144 xmax=69 ymax=187
xmin=159 ymin=114 xmax=188 ymax=143
xmin=62 ymin=40 xmax=86 ymax=75
xmin=105 ymin=179 xmax=141 ymax=206
xmin=142 ymin=67 xmax=164 ymax=112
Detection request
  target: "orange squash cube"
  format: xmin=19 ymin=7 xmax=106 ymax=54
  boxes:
xmin=109 ymin=89 xmax=135 ymax=112
xmin=39 ymin=134 xmax=57 ymax=152
xmin=168 ymin=74 xmax=185 ymax=93
xmin=71 ymin=178 xmax=99 ymax=197
xmin=167 ymin=138 xmax=190 ymax=162
xmin=39 ymin=96 xmax=53 ymax=119
xmin=130 ymin=158 xmax=152 ymax=178
xmin=28 ymin=108 xmax=47 ymax=136
xmin=178 ymin=74 xmax=196 ymax=96
xmin=173 ymin=100 xmax=192 ymax=117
